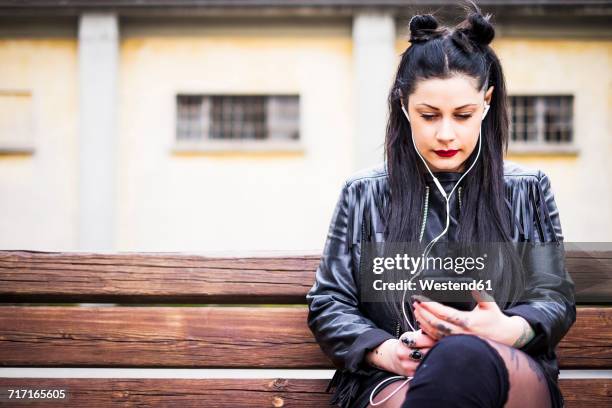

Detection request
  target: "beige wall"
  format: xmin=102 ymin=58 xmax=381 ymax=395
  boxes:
xmin=394 ymin=37 xmax=612 ymax=242
xmin=118 ymin=20 xmax=355 ymax=251
xmin=0 ymin=38 xmax=78 ymax=250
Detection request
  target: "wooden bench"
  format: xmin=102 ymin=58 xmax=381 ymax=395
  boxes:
xmin=0 ymin=250 xmax=610 ymax=407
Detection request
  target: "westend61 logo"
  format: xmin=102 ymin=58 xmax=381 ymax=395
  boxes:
xmin=372 ymin=253 xmax=487 ymax=275
xmin=369 ymin=253 xmax=492 ymax=296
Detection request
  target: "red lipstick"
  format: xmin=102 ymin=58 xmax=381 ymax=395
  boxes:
xmin=434 ymin=149 xmax=459 ymax=158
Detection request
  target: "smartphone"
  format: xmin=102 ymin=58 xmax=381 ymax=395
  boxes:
xmin=418 ymin=276 xmax=477 ymax=311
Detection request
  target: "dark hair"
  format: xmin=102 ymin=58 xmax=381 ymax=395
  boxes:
xmin=380 ymin=1 xmax=523 ymax=330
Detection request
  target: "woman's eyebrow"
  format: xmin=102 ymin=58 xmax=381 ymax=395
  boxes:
xmin=416 ymin=103 xmax=478 ymax=110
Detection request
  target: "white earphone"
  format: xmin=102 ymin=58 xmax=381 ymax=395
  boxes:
xmin=369 ymin=100 xmax=490 ymax=406
xmin=483 ymin=102 xmax=490 ymax=119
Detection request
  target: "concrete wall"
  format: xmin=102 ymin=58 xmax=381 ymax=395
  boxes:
xmin=0 ymin=37 xmax=79 ymax=250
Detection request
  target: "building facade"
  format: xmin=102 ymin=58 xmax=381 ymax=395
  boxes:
xmin=0 ymin=1 xmax=610 ymax=251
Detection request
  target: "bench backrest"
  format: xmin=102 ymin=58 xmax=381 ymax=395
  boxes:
xmin=0 ymin=250 xmax=610 ymax=406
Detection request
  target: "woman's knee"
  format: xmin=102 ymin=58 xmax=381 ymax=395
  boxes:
xmin=419 ymin=334 xmax=501 ymax=374
xmin=415 ymin=334 xmax=510 ymax=396
xmin=403 ymin=334 xmax=510 ymax=407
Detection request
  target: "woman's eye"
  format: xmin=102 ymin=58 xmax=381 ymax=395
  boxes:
xmin=420 ymin=114 xmax=473 ymax=121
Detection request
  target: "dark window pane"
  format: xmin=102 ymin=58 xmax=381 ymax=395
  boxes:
xmin=211 ymin=95 xmax=266 ymax=140
xmin=176 ymin=95 xmax=205 ymax=140
xmin=510 ymin=96 xmax=537 ymax=142
xmin=267 ymin=95 xmax=300 ymax=140
xmin=544 ymin=96 xmax=573 ymax=143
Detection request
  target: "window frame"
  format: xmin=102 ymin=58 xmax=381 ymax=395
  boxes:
xmin=172 ymin=93 xmax=304 ymax=154
xmin=508 ymin=94 xmax=579 ymax=156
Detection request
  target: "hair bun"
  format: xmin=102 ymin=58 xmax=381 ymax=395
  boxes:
xmin=466 ymin=12 xmax=495 ymax=46
xmin=409 ymin=14 xmax=440 ymax=43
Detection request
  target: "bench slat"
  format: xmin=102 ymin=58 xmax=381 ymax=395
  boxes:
xmin=0 ymin=251 xmax=318 ymax=304
xmin=0 ymin=306 xmax=608 ymax=369
xmin=0 ymin=251 xmax=609 ymax=304
xmin=0 ymin=378 xmax=609 ymax=407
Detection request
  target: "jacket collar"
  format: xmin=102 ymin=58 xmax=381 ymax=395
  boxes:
xmin=424 ymin=171 xmax=465 ymax=183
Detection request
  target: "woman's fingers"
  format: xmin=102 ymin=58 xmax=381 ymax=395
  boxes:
xmin=413 ymin=306 xmax=440 ymax=339
xmin=413 ymin=302 xmax=465 ymax=340
xmin=397 ymin=345 xmax=431 ymax=359
xmin=415 ymin=330 xmax=437 ymax=347
xmin=395 ymin=344 xmax=431 ymax=375
xmin=399 ymin=329 xmax=436 ymax=348
xmin=413 ymin=297 xmax=470 ymax=329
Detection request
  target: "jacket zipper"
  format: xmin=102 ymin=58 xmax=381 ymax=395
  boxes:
xmin=358 ymin=208 xmax=372 ymax=293
xmin=418 ymin=186 xmax=430 ymax=243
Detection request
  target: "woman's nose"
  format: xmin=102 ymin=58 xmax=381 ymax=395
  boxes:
xmin=435 ymin=119 xmax=456 ymax=144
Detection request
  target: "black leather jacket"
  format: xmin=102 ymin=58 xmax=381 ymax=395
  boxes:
xmin=306 ymin=160 xmax=576 ymax=408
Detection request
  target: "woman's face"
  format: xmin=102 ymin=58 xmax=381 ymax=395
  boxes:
xmin=405 ymin=75 xmax=494 ymax=173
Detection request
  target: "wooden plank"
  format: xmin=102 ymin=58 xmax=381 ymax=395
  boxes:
xmin=0 ymin=250 xmax=610 ymax=304
xmin=560 ymin=379 xmax=612 ymax=408
xmin=0 ymin=378 xmax=609 ymax=408
xmin=555 ymin=307 xmax=612 ymax=368
xmin=0 ymin=251 xmax=320 ymax=304
xmin=0 ymin=378 xmax=332 ymax=408
xmin=0 ymin=306 xmax=324 ymax=368
xmin=565 ymin=252 xmax=612 ymax=303
xmin=0 ymin=306 xmax=609 ymax=369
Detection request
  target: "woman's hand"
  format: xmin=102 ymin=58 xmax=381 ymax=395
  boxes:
xmin=390 ymin=329 xmax=437 ymax=376
xmin=366 ymin=330 xmax=437 ymax=376
xmin=412 ymin=290 xmax=535 ymax=348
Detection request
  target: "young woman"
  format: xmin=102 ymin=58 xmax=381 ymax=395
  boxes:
xmin=306 ymin=3 xmax=576 ymax=408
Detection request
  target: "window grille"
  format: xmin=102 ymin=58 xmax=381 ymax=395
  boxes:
xmin=177 ymin=94 xmax=299 ymax=142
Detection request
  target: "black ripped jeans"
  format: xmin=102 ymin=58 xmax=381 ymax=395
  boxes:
xmin=368 ymin=334 xmax=554 ymax=408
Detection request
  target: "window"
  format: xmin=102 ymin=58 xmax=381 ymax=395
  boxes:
xmin=175 ymin=94 xmax=301 ymax=152
xmin=509 ymin=95 xmax=577 ymax=154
